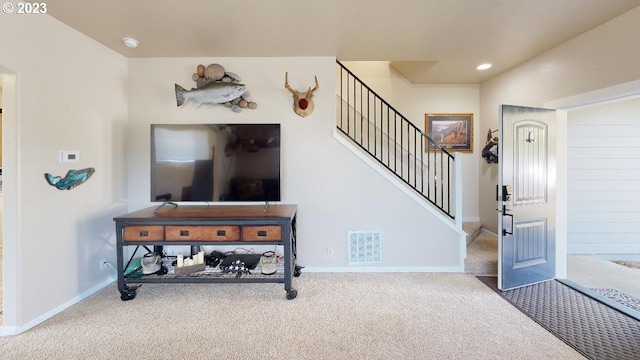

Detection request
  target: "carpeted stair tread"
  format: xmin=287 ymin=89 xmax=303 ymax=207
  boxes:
xmin=462 ymin=221 xmax=482 ymax=246
xmin=465 ymin=233 xmax=498 ymax=275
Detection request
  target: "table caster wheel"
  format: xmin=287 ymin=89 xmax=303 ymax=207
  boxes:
xmin=158 ymin=265 xmax=168 ymax=275
xmin=286 ymin=289 xmax=298 ymax=300
xmin=293 ymin=265 xmax=304 ymax=277
xmin=120 ymin=289 xmax=137 ymax=301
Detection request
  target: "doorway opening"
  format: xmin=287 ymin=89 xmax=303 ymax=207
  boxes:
xmin=563 ymin=96 xmax=640 ymax=317
xmin=547 ymin=80 xmax=640 ymax=319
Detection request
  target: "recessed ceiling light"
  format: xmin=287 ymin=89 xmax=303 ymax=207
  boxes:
xmin=123 ymin=37 xmax=139 ymax=48
xmin=477 ymin=63 xmax=492 ymax=70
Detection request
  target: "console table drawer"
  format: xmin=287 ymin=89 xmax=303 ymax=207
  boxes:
xmin=242 ymin=225 xmax=282 ymax=241
xmin=123 ymin=226 xmax=165 ymax=242
xmin=165 ymin=225 xmax=240 ymax=241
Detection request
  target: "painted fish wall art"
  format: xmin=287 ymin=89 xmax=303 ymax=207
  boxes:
xmin=45 ymin=168 xmax=95 ymax=190
xmin=175 ymin=82 xmax=247 ymax=107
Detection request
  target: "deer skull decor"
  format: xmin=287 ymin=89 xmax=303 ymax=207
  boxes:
xmin=285 ymin=72 xmax=319 ymax=117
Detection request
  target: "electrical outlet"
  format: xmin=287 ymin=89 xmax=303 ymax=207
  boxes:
xmin=99 ymin=259 xmax=108 ymax=270
xmin=327 ymin=247 xmax=334 ymax=256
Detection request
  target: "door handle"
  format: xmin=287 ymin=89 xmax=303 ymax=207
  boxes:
xmin=502 ymin=210 xmax=513 ymax=236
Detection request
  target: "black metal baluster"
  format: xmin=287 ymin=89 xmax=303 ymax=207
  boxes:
xmin=433 ymin=148 xmax=437 ymax=201
xmin=360 ymin=82 xmax=363 ymax=146
xmin=367 ymin=89 xmax=370 ymax=151
xmin=420 ymin=133 xmax=424 ymax=193
xmin=440 ymin=153 xmax=444 ymax=207
xmin=393 ymin=112 xmax=397 ymax=172
xmin=353 ymin=74 xmax=357 ymax=140
xmin=346 ymin=72 xmax=350 ymax=135
xmin=413 ymin=129 xmax=418 ymax=188
xmin=408 ymin=127 xmax=411 ymax=187
xmin=373 ymin=96 xmax=377 ymax=157
xmin=340 ymin=67 xmax=344 ymax=129
xmin=447 ymin=156 xmax=452 ymax=213
xmin=386 ymin=106 xmax=390 ymax=168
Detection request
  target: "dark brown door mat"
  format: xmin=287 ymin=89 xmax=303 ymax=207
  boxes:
xmin=477 ymin=276 xmax=640 ymax=360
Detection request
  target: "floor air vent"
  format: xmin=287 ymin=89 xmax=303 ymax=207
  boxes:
xmin=348 ymin=230 xmax=382 ymax=264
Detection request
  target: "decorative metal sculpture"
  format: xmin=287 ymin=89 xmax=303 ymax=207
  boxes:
xmin=482 ymin=129 xmax=499 ymax=164
xmin=285 ymin=72 xmax=319 ymax=118
xmin=45 ymin=168 xmax=95 ymax=190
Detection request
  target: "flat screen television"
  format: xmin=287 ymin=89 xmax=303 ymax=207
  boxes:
xmin=150 ymin=123 xmax=281 ymax=203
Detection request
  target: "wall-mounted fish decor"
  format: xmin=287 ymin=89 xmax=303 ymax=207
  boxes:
xmin=175 ymin=82 xmax=247 ymax=107
xmin=177 ymin=63 xmax=258 ymax=113
xmin=45 ymin=168 xmax=95 ymax=190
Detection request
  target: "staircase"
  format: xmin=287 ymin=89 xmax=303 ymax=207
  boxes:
xmin=463 ymin=222 xmax=498 ymax=275
xmin=335 ymin=60 xmax=459 ymax=221
xmin=335 ymin=61 xmax=499 ymax=275
xmin=335 ymin=60 xmax=470 ymax=271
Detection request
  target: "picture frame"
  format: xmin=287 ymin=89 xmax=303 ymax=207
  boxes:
xmin=425 ymin=113 xmax=474 ymax=152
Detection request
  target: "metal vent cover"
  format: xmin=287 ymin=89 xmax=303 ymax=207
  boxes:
xmin=348 ymin=230 xmax=382 ymax=264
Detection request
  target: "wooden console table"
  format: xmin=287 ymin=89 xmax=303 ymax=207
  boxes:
xmin=113 ymin=204 xmax=299 ymax=300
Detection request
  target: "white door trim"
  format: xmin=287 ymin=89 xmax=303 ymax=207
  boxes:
xmin=546 ymin=79 xmax=640 ymax=110
xmin=544 ymin=78 xmax=640 ymax=279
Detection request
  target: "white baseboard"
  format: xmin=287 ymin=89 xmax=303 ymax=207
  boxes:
xmin=481 ymin=228 xmax=498 ymax=237
xmin=303 ymin=266 xmax=464 ymax=273
xmin=0 ymin=278 xmax=115 ymax=336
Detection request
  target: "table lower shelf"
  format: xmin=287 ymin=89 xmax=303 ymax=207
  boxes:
xmin=119 ymin=257 xmax=300 ymax=301
xmin=124 ymin=257 xmax=290 ymax=283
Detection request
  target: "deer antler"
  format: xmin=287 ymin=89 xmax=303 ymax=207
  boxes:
xmin=285 ymin=72 xmax=296 ymax=95
xmin=285 ymin=72 xmax=319 ymax=117
xmin=309 ymin=75 xmax=319 ymax=93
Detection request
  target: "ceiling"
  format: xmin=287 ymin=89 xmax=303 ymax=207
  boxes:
xmin=45 ymin=0 xmax=640 ymax=84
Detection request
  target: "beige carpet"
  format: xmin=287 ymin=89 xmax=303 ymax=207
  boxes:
xmin=0 ymin=273 xmax=585 ymax=359
xmin=465 ymin=233 xmax=498 ymax=275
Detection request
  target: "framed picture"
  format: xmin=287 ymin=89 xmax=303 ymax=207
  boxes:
xmin=425 ymin=113 xmax=474 ymax=152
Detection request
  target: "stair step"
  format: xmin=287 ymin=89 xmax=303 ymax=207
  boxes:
xmin=462 ymin=221 xmax=482 ymax=246
xmin=465 ymin=232 xmax=498 ymax=275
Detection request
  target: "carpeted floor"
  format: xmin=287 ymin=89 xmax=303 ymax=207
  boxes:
xmin=0 ymin=273 xmax=585 ymax=359
xmin=477 ymin=276 xmax=640 ymax=360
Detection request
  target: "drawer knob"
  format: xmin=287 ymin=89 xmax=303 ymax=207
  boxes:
xmin=216 ymin=230 xmax=226 ymax=236
xmin=139 ymin=230 xmax=149 ymax=237
xmin=257 ymin=230 xmax=267 ymax=237
xmin=180 ymin=230 xmax=190 ymax=236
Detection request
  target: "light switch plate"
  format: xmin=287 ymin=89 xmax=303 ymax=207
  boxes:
xmin=60 ymin=151 xmax=80 ymax=163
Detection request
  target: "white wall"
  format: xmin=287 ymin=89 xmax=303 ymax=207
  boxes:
xmin=0 ymin=14 xmax=128 ymax=333
xmin=479 ymin=6 xmax=640 ymax=276
xmin=567 ymin=97 xmax=640 ymax=256
xmin=127 ymin=57 xmax=462 ymax=270
xmin=339 ymin=61 xmax=480 ymax=221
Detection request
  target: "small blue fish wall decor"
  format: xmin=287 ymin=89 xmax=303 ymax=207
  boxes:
xmin=45 ymin=168 xmax=95 ymax=190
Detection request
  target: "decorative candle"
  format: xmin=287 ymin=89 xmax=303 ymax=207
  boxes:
xmin=177 ymin=255 xmax=184 ymax=268
xmin=198 ymin=251 xmax=205 ymax=265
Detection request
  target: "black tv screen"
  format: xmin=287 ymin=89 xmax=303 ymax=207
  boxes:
xmin=151 ymin=124 xmax=281 ymax=202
